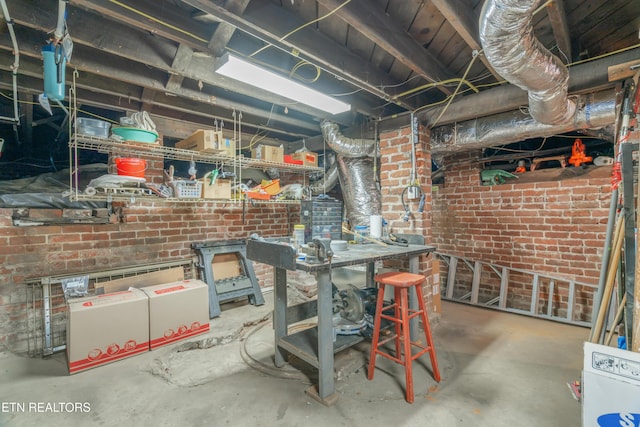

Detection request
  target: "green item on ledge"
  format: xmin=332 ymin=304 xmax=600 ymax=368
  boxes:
xmin=481 ymin=169 xmax=519 ymax=186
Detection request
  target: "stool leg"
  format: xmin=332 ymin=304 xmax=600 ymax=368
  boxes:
xmin=415 ymin=284 xmax=441 ymax=382
xmin=393 ymin=287 xmax=402 ymax=359
xmin=400 ymin=288 xmax=414 ymax=403
xmin=367 ymin=283 xmax=386 ymax=380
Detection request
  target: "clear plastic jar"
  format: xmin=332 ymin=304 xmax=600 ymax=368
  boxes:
xmin=292 ymin=224 xmax=305 ymax=250
xmin=354 ymin=225 xmax=368 ymax=244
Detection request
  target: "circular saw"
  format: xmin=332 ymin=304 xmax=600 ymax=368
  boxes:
xmin=333 ymin=284 xmax=366 ymax=335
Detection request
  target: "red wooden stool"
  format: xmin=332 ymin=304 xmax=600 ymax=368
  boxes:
xmin=367 ymin=271 xmax=441 ymax=403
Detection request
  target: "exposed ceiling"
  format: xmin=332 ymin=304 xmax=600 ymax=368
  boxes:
xmin=0 ymin=0 xmax=639 ymax=161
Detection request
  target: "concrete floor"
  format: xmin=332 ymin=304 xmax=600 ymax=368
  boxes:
xmin=0 ymin=298 xmax=587 ymax=427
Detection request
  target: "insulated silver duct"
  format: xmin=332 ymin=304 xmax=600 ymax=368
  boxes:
xmin=431 ymin=89 xmax=616 ymax=154
xmin=336 ymin=156 xmax=381 ymax=227
xmin=309 ymin=154 xmax=339 ymax=194
xmin=320 ymin=120 xmax=377 ymax=158
xmin=480 ymin=0 xmax=575 ymax=125
xmin=320 ymin=120 xmax=381 ymax=227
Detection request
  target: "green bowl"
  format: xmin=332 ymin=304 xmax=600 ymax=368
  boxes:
xmin=111 ymin=126 xmax=158 ymax=143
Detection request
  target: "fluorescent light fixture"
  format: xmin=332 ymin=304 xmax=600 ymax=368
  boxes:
xmin=215 ymin=53 xmax=351 ymax=115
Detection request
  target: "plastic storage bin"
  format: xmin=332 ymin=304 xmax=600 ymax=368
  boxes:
xmin=300 ymin=196 xmax=343 ymax=242
xmin=77 ymin=118 xmax=111 ymax=138
xmin=174 ymin=180 xmax=203 ymax=198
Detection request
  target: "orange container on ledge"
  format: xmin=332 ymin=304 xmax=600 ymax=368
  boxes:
xmin=115 ymin=158 xmax=147 ymax=178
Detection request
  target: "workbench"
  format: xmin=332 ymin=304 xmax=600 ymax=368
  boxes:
xmin=246 ymin=238 xmax=436 ymax=405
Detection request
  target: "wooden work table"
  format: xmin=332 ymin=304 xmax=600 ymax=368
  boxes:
xmin=247 ymin=238 xmax=436 ymax=405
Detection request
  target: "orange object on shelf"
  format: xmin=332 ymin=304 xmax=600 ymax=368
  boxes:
xmin=260 ymin=179 xmax=280 ymax=195
xmin=246 ymin=191 xmax=271 ymax=200
xmin=283 ymin=154 xmax=303 ymax=165
xmin=568 ymin=138 xmax=593 ymax=167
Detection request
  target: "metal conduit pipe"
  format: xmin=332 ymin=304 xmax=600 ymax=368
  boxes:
xmin=430 ymin=88 xmax=616 ymax=154
xmin=54 ymin=0 xmax=68 ymax=42
xmin=320 ymin=120 xmax=381 ymax=227
xmin=480 ymin=0 xmax=576 ymax=125
xmin=0 ymin=0 xmax=20 ymax=123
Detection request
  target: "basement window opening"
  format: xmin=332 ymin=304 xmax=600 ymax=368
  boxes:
xmin=481 ymin=133 xmax=614 ymax=185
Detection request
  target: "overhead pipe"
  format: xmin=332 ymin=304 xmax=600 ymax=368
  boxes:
xmin=479 ymin=0 xmax=575 ymax=125
xmin=321 ymin=120 xmax=377 ymax=158
xmin=0 ymin=0 xmax=20 ymax=123
xmin=43 ymin=0 xmax=71 ymax=103
xmin=376 ymin=47 xmax=640 ymax=133
xmin=54 ymin=1 xmax=68 ymax=42
xmin=430 ymin=88 xmax=616 ymax=154
xmin=320 ymin=120 xmax=381 ymax=227
xmin=309 ymin=153 xmax=339 ymax=194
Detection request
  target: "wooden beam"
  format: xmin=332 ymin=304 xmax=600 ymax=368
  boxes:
xmin=608 ymin=59 xmax=640 ymax=82
xmin=182 ymin=0 xmax=415 ymax=109
xmin=69 ymin=0 xmax=213 ymax=51
xmin=0 ymin=27 xmax=323 ymax=134
xmin=20 ymin=93 xmax=33 ymax=153
xmin=166 ymin=44 xmax=193 ymax=92
xmin=207 ymin=0 xmax=252 ymax=56
xmin=140 ymin=87 xmax=156 ymax=112
xmin=316 ymin=0 xmax=454 ymax=95
xmin=430 ymin=0 xmax=503 ymax=81
xmin=546 ymin=0 xmax=572 ymax=62
xmin=149 ymin=114 xmax=287 ymax=146
xmin=0 ymin=50 xmax=317 ymax=140
xmin=0 ymin=71 xmax=313 ymax=142
xmin=7 ymin=2 xmax=346 ymax=121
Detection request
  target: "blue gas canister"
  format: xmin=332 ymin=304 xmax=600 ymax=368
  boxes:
xmin=42 ymin=44 xmax=66 ymax=101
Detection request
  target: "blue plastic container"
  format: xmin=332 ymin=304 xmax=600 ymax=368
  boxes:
xmin=42 ymin=44 xmax=66 ymax=101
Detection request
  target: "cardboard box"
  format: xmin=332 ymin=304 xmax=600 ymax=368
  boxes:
xmin=202 ymin=178 xmax=231 ymax=199
xmin=291 ymin=151 xmax=318 ymax=167
xmin=67 ymin=289 xmax=149 ymax=374
xmin=212 ymin=253 xmax=242 ymax=280
xmin=175 ymin=130 xmax=234 ymax=155
xmin=141 ymin=280 xmax=210 ymax=350
xmin=94 ymin=267 xmax=184 ymax=295
xmin=252 ymin=145 xmax=283 ymax=163
xmin=218 ymin=137 xmax=236 ymax=157
xmin=432 ymin=258 xmax=441 ymax=314
xmin=582 ymin=342 xmax=640 ymax=426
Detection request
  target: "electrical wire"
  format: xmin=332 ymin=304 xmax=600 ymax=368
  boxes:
xmin=400 ymin=184 xmax=424 ymax=222
xmin=393 ymin=77 xmax=479 ymax=101
xmin=239 ymin=0 xmax=354 ymax=93
xmin=289 ymin=60 xmax=321 ymax=83
xmin=238 ymin=313 xmax=313 ymax=383
xmin=247 ymin=104 xmax=277 ymax=150
xmin=249 ymin=0 xmax=353 ymax=58
xmin=489 ymin=137 xmax=549 ymax=154
xmin=568 ymin=43 xmax=640 ymax=68
xmin=0 ymin=90 xmax=119 ymax=124
xmin=79 ymin=0 xmax=640 ymax=121
xmin=427 ymin=50 xmax=481 ymax=127
xmin=108 ymin=0 xmax=208 ymax=43
xmin=533 ymin=0 xmax=554 ymax=15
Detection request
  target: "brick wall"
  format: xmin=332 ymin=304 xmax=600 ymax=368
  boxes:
xmin=379 ymin=125 xmax=437 ymax=315
xmin=432 ymin=150 xmax=612 ymax=321
xmin=0 ymin=202 xmax=296 ymax=354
